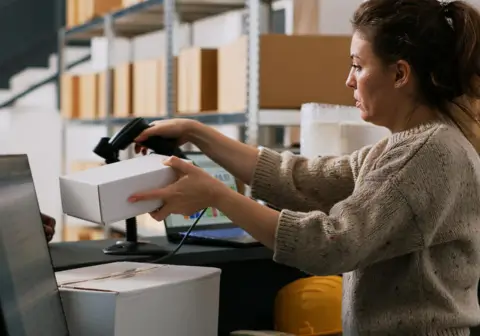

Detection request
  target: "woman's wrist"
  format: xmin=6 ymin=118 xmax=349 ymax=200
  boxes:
xmin=185 ymin=120 xmax=209 ymax=144
xmin=210 ymin=180 xmax=236 ymax=209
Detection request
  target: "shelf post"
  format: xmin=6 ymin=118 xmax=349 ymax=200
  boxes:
xmin=245 ymin=0 xmax=260 ymax=147
xmin=103 ymin=14 xmax=115 ymax=239
xmin=104 ymin=14 xmax=115 ymax=138
xmin=165 ymin=0 xmax=176 ymax=118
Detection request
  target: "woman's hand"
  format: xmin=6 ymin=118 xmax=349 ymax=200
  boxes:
xmin=128 ymin=156 xmax=229 ymax=221
xmin=41 ymin=213 xmax=56 ymax=242
xmin=134 ymin=119 xmax=201 ymax=154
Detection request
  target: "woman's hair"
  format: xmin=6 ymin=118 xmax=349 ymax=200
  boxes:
xmin=352 ymin=0 xmax=480 ymax=150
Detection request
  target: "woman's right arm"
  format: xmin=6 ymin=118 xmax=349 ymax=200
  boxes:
xmin=139 ymin=119 xmax=372 ymax=212
xmin=186 ymin=121 xmax=376 ymax=212
xmin=187 ymin=121 xmax=261 ymax=186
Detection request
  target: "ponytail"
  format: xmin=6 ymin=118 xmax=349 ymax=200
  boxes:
xmin=443 ymin=1 xmax=480 ymax=151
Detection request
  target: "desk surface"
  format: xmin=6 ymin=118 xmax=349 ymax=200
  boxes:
xmin=50 ymin=236 xmax=273 ymax=271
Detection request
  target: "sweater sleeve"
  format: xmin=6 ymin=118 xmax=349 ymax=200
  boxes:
xmin=273 ymin=164 xmax=422 ymax=276
xmin=250 ymin=146 xmax=374 ymax=213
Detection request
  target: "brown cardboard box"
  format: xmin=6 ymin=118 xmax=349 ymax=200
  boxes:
xmin=70 ymin=160 xmax=104 ymax=173
xmin=217 ymin=34 xmax=355 ymax=112
xmin=284 ymin=126 xmax=301 ymax=147
xmin=133 ymin=58 xmax=177 ymax=117
xmin=66 ymin=0 xmax=79 ymax=27
xmin=293 ymin=0 xmax=319 ymax=35
xmin=79 ymin=73 xmax=98 ymax=119
xmin=133 ymin=60 xmax=147 ymax=116
xmin=81 ymin=0 xmax=122 ymax=22
xmin=97 ymin=70 xmax=114 ymax=119
xmin=60 ymin=74 xmax=81 ymax=119
xmin=114 ymin=63 xmax=133 ymax=117
xmin=178 ymin=47 xmax=218 ymax=114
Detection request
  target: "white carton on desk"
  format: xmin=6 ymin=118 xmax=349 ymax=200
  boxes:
xmin=60 ymin=154 xmax=177 ymax=224
xmin=56 ymin=261 xmax=221 ymax=336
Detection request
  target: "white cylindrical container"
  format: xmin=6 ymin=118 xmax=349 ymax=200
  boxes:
xmin=300 ymin=103 xmax=361 ymax=158
xmin=300 ymin=103 xmax=390 ymax=158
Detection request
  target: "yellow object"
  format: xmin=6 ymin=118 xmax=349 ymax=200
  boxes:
xmin=274 ymin=276 xmax=343 ymax=336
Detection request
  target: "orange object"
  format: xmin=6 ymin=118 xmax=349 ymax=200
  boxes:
xmin=274 ymin=276 xmax=342 ymax=336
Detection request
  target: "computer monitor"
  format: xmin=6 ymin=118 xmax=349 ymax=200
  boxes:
xmin=165 ymin=152 xmax=238 ymax=232
xmin=0 ymin=155 xmax=69 ymax=336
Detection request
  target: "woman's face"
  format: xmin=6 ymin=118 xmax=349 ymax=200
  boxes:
xmin=345 ymin=32 xmax=404 ymax=129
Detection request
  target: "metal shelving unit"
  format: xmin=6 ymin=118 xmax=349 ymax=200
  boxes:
xmin=57 ymin=0 xmax=299 ymax=238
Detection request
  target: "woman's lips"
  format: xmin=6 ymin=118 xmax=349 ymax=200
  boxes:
xmin=355 ymin=100 xmax=361 ymax=108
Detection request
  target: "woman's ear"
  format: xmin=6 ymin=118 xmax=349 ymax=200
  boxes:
xmin=394 ymin=59 xmax=411 ymax=88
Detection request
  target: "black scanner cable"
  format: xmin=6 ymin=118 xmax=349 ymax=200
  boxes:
xmin=149 ymin=208 xmax=207 ymax=263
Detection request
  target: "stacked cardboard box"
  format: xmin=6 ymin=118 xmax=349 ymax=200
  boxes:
xmin=217 ymin=34 xmax=354 ymax=112
xmin=60 ymin=74 xmax=81 ymax=119
xmin=132 ymin=57 xmax=177 ymax=117
xmin=177 ymin=47 xmax=218 ymax=114
xmin=62 ymin=34 xmax=353 ymax=123
xmin=67 ymin=0 xmax=123 ymax=27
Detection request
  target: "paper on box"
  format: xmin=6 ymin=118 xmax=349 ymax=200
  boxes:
xmin=59 ymin=154 xmax=176 ymax=225
xmin=56 ymin=261 xmax=221 ymax=336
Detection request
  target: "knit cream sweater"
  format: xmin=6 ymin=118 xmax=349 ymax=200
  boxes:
xmin=251 ymin=121 xmax=480 ymax=335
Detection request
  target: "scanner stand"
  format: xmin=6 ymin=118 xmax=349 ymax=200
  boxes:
xmin=93 ymin=117 xmax=182 ymax=257
xmin=102 ymin=217 xmax=170 ymax=256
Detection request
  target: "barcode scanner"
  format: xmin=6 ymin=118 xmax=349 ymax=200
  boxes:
xmin=94 ymin=117 xmax=187 ymax=164
xmin=92 ymin=117 xmax=187 ymax=257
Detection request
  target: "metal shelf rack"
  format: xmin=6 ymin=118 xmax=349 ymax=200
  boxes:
xmin=57 ymin=0 xmax=298 ymax=237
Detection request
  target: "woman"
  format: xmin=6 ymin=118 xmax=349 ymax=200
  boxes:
xmin=129 ymin=0 xmax=480 ymax=334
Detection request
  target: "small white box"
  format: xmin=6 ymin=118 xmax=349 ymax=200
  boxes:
xmin=59 ymin=154 xmax=176 ymax=224
xmin=56 ymin=261 xmax=221 ymax=336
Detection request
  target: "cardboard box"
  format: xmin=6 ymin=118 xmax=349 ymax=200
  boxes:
xmin=133 ymin=58 xmax=178 ymax=117
xmin=70 ymin=160 xmax=104 ymax=173
xmin=284 ymin=126 xmax=301 ymax=147
xmin=80 ymin=0 xmax=122 ymax=23
xmin=178 ymin=47 xmax=218 ymax=113
xmin=217 ymin=34 xmax=355 ymax=112
xmin=97 ymin=69 xmax=114 ymax=119
xmin=114 ymin=63 xmax=133 ymax=117
xmin=66 ymin=0 xmax=79 ymax=27
xmin=293 ymin=0 xmax=364 ymax=35
xmin=56 ymin=262 xmax=221 ymax=336
xmin=132 ymin=60 xmax=147 ymax=116
xmin=60 ymin=74 xmax=81 ymax=119
xmin=59 ymin=154 xmax=177 ymax=224
xmin=79 ymin=72 xmax=98 ymax=119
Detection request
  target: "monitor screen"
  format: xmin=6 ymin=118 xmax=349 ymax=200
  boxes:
xmin=165 ymin=153 xmax=237 ymax=229
xmin=0 ymin=155 xmax=69 ymax=336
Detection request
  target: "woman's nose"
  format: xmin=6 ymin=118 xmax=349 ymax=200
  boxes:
xmin=345 ymin=69 xmax=356 ymax=89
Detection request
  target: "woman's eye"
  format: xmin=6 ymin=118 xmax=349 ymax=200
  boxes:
xmin=351 ymin=64 xmax=361 ymax=71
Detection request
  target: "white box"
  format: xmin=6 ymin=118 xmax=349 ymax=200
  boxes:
xmin=56 ymin=261 xmax=221 ymax=336
xmin=91 ymin=37 xmax=133 ymax=71
xmin=59 ymin=154 xmax=176 ymax=224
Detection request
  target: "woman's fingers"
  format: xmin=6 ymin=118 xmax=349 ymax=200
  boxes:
xmin=134 ymin=144 xmax=148 ymax=155
xmin=128 ymin=184 xmax=174 ymax=203
xmin=149 ymin=204 xmax=173 ymax=221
